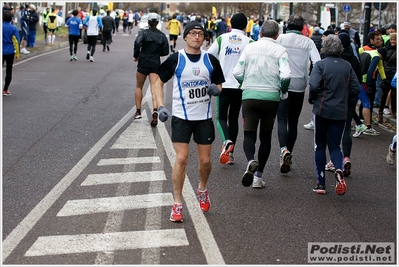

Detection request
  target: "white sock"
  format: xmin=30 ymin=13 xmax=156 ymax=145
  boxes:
xmin=48 ymin=36 xmax=51 ymax=44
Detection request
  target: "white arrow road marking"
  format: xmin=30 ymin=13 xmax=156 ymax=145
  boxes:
xmin=56 ymin=193 xmax=174 ymax=216
xmin=111 ymin=117 xmax=157 ymax=149
xmin=2 ymin=106 xmax=137 ymax=262
xmin=81 ymin=171 xmax=166 ymax=186
xmin=24 ymin=229 xmax=189 ymax=257
xmin=3 ymin=84 xmax=225 ymax=264
xmin=97 ymin=156 xmax=161 ymax=166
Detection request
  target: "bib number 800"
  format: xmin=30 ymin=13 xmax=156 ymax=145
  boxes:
xmin=188 ymin=87 xmax=207 ymax=99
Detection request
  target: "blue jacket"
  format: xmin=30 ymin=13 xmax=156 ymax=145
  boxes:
xmin=3 ymin=22 xmax=20 ymax=55
xmin=66 ymin=16 xmax=82 ymax=36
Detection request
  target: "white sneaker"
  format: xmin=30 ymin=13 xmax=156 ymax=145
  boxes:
xmin=383 ymin=108 xmax=391 ymax=115
xmin=353 ymin=124 xmax=367 ymax=138
xmin=304 ymin=121 xmax=314 ymax=130
xmin=363 ymin=127 xmax=380 ymax=136
xmin=90 ymin=56 xmax=95 ymax=62
xmin=252 ymin=176 xmax=266 ymax=188
xmin=386 ymin=146 xmax=395 ymax=165
xmin=21 ymin=48 xmax=30 ymax=54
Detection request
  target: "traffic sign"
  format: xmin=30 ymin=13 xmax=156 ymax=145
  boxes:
xmin=373 ymin=3 xmax=388 ymax=10
xmin=343 ymin=4 xmax=351 ymax=12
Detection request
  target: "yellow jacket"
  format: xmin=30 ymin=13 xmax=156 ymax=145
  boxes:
xmin=246 ymin=19 xmax=253 ymax=34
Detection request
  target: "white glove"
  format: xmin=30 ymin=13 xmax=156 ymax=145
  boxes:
xmin=280 ymin=92 xmax=288 ymax=100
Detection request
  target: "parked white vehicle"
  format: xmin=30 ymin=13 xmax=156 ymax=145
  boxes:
xmin=138 ymin=14 xmax=162 ymax=31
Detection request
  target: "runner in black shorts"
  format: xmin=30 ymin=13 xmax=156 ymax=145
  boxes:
xmin=133 ymin=13 xmax=169 ymax=126
xmin=171 ymin=117 xmax=215 ymax=144
xmin=154 ymin=21 xmax=225 ymax=222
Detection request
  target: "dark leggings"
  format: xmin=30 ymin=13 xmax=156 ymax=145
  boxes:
xmin=87 ymin=35 xmax=97 ymax=56
xmin=243 ymin=130 xmax=273 ymax=173
xmin=69 ymin=35 xmax=80 ymax=55
xmin=2 ymin=53 xmax=15 ymax=91
xmin=215 ymin=88 xmax=242 ymax=151
xmin=379 ymin=79 xmax=396 ymax=114
xmin=277 ymin=91 xmax=305 ymax=152
xmin=342 ymin=97 xmax=357 ymax=157
xmin=242 ymin=99 xmax=279 ymax=173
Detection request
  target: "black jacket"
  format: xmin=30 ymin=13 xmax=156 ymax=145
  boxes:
xmin=133 ymin=27 xmax=169 ymax=68
xmin=309 ymin=56 xmax=360 ymax=120
xmin=29 ymin=10 xmax=39 ymax=30
xmin=311 ymin=31 xmax=323 ymax=52
xmin=102 ymin=16 xmax=115 ymax=32
xmin=340 ymin=46 xmax=362 ymax=83
xmin=379 ymin=43 xmax=397 ymax=80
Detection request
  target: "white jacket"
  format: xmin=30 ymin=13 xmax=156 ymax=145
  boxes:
xmin=207 ymin=29 xmax=253 ymax=89
xmin=277 ymin=31 xmax=321 ymax=92
xmin=233 ymin=37 xmax=291 ymax=101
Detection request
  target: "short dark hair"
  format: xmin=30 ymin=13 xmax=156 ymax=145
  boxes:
xmin=4 ymin=11 xmax=12 ymax=22
xmin=72 ymin=9 xmax=78 ymax=16
xmin=287 ymin=14 xmax=304 ymax=31
xmin=149 ymin=20 xmax=159 ymax=28
xmin=367 ymin=31 xmax=380 ymax=42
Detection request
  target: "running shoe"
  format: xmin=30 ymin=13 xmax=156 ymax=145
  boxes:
xmin=70 ymin=55 xmax=74 ymax=61
xmin=252 ymin=176 xmax=266 ymax=189
xmin=386 ymin=145 xmax=395 ymax=165
xmin=219 ymin=139 xmax=234 ymax=164
xmin=313 ymin=184 xmax=326 ymax=194
xmin=304 ymin=121 xmax=314 ymax=130
xmin=197 ymin=188 xmax=210 ymax=212
xmin=150 ymin=111 xmax=158 ymax=127
xmin=363 ymin=127 xmax=380 ymax=136
xmin=86 ymin=51 xmax=90 ymax=60
xmin=3 ymin=90 xmax=11 ymax=96
xmin=90 ymin=56 xmax=95 ymax=62
xmin=134 ymin=111 xmax=142 ymax=119
xmin=335 ymin=169 xmax=347 ymax=195
xmin=226 ymin=153 xmax=235 ymax=165
xmin=170 ymin=203 xmax=183 ymax=222
xmin=353 ymin=124 xmax=367 ymax=138
xmin=73 ymin=55 xmax=78 ymax=61
xmin=280 ymin=149 xmax=292 ymax=173
xmin=343 ymin=157 xmax=351 ymax=177
xmin=325 ymin=160 xmax=335 ymax=172
xmin=242 ymin=160 xmax=258 ymax=187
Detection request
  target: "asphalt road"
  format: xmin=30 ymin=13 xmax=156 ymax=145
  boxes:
xmin=2 ymin=24 xmax=397 ymax=265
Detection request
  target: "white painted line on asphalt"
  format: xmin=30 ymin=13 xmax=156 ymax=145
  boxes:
xmin=97 ymin=156 xmax=161 ymax=166
xmin=111 ymin=112 xmax=157 ymax=149
xmin=24 ymin=229 xmax=189 ymax=257
xmin=81 ymin=171 xmax=166 ymax=186
xmin=57 ymin=193 xmax=174 ymax=217
xmin=2 ymin=107 xmax=137 ymax=262
xmin=157 ymin=114 xmax=226 ymax=264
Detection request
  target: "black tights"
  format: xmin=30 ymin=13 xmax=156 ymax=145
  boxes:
xmin=243 ymin=129 xmax=273 ymax=173
xmin=2 ymin=53 xmax=14 ymax=91
xmin=69 ymin=35 xmax=79 ymax=55
xmin=87 ymin=36 xmax=97 ymax=56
